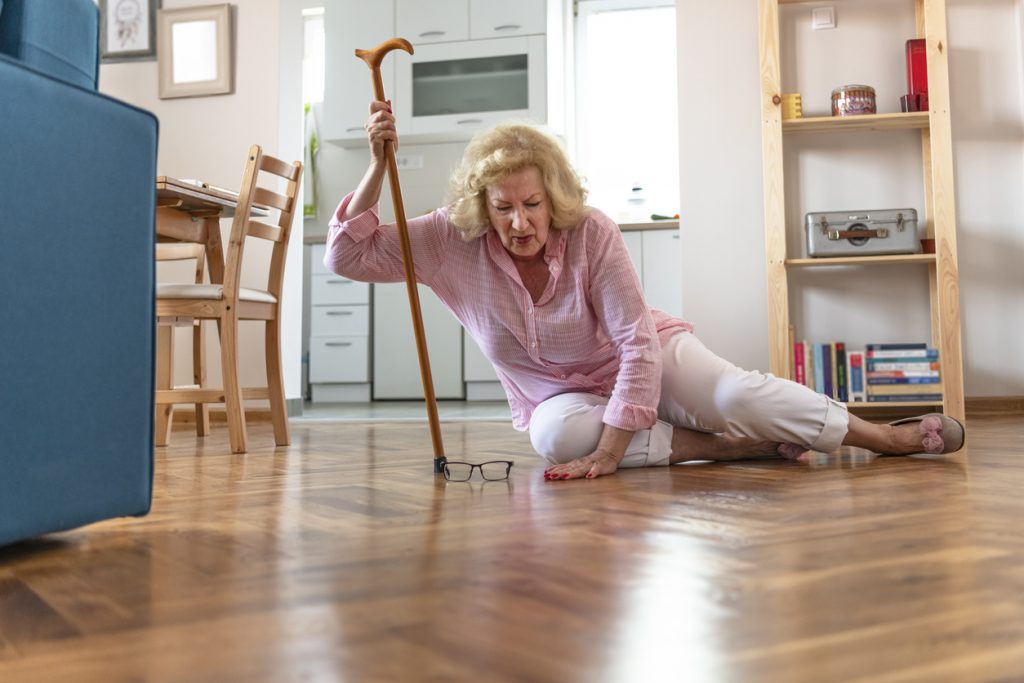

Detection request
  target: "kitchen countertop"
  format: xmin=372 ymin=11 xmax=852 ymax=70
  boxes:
xmin=304 ymin=219 xmax=678 ymax=244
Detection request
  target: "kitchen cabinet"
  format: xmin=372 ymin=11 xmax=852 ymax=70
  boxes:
xmin=641 ymin=228 xmax=683 ymax=318
xmin=322 ymin=0 xmax=395 ymax=146
xmin=373 ymin=282 xmax=464 ymax=399
xmin=308 ymin=244 xmax=372 ymax=402
xmin=396 ymin=0 xmax=468 ymax=44
xmin=470 ymin=0 xmax=546 ymax=39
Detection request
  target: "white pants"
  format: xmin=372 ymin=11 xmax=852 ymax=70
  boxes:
xmin=529 ymin=332 xmax=849 ymax=468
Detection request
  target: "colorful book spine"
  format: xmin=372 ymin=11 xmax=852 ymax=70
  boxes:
xmin=865 ymin=343 xmax=927 ymax=351
xmin=813 ymin=344 xmax=824 ymax=395
xmin=805 ymin=342 xmax=816 ymax=392
xmin=835 ymin=342 xmax=848 ymax=402
xmin=867 ymin=370 xmax=941 ymax=379
xmin=847 ymin=350 xmax=866 ymax=402
xmin=793 ymin=341 xmax=806 ymax=386
xmin=822 ymin=344 xmax=833 ymax=398
xmin=865 ymin=349 xmax=939 ymax=359
xmin=867 ymin=376 xmax=942 ymax=385
xmin=866 ymin=361 xmax=941 ymax=372
xmin=866 ymin=394 xmax=943 ymax=402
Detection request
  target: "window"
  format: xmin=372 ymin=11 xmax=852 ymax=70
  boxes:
xmin=302 ymin=7 xmax=325 ymax=105
xmin=574 ymin=0 xmax=678 ymax=223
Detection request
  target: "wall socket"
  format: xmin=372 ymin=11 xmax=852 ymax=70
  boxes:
xmin=394 ymin=154 xmax=424 ymax=170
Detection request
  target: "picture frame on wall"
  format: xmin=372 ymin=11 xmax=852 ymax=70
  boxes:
xmin=100 ymin=0 xmax=160 ymax=63
xmin=157 ymin=4 xmax=234 ymax=99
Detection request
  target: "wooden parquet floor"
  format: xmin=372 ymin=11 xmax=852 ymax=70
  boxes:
xmin=1 ymin=415 xmax=1022 ymax=683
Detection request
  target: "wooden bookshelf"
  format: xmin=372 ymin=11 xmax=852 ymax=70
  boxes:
xmin=783 ymin=112 xmax=930 ymax=134
xmin=758 ymin=0 xmax=965 ymax=422
xmin=786 ymin=254 xmax=936 ymax=267
xmin=847 ymin=401 xmax=944 ymax=409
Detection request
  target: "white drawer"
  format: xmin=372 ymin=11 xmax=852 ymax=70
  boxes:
xmin=310 ymin=244 xmax=330 ymax=276
xmin=312 ymin=273 xmax=370 ymax=305
xmin=310 ymin=304 xmax=369 ymax=336
xmin=309 ymin=336 xmax=369 ymax=383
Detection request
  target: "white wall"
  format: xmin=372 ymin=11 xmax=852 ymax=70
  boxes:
xmin=99 ymin=0 xmax=306 ymax=405
xmin=677 ymin=0 xmax=1024 ymax=397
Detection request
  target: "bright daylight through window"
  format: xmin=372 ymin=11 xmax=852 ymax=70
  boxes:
xmin=574 ymin=0 xmax=678 ymax=223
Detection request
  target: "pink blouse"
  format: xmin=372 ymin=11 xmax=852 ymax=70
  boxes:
xmin=324 ymin=193 xmax=692 ymax=432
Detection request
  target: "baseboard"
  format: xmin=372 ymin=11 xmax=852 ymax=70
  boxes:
xmin=965 ymin=396 xmax=1024 ymax=416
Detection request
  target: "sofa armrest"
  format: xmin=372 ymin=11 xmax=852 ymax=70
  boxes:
xmin=0 ymin=55 xmax=159 ymax=546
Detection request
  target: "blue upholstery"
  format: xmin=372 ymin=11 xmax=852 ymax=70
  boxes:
xmin=0 ymin=0 xmax=157 ymax=547
xmin=0 ymin=0 xmax=98 ymax=90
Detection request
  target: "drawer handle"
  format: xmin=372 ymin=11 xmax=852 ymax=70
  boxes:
xmin=325 ymin=342 xmax=354 ymax=347
xmin=326 ymin=311 xmax=354 ymax=316
xmin=493 ymin=24 xmax=521 ymax=32
xmin=326 ymin=280 xmax=353 ymax=284
xmin=457 ymin=118 xmax=484 ymax=125
xmin=345 ymin=126 xmax=363 ymax=133
xmin=419 ymin=30 xmax=445 ymax=37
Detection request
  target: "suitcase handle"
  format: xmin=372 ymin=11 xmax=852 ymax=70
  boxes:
xmin=828 ymin=228 xmax=889 ymax=240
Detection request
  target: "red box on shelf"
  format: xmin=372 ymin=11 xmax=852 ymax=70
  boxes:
xmin=906 ymin=39 xmax=928 ymax=95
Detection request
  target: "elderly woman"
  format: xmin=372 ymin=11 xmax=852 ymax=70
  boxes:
xmin=325 ymin=101 xmax=965 ymax=481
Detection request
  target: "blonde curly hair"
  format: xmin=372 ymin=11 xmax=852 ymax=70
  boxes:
xmin=447 ymin=123 xmax=588 ymax=241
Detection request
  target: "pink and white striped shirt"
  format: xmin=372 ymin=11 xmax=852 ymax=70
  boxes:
xmin=324 ymin=193 xmax=692 ymax=432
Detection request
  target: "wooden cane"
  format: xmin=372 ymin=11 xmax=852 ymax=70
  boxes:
xmin=355 ymin=38 xmax=446 ymax=474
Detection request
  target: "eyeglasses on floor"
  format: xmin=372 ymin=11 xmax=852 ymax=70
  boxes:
xmin=441 ymin=460 xmax=514 ymax=482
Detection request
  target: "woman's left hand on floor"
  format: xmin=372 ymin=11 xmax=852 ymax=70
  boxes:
xmin=544 ymin=449 xmax=622 ymax=481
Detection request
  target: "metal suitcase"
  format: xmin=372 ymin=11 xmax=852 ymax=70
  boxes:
xmin=806 ymin=209 xmax=920 ymax=257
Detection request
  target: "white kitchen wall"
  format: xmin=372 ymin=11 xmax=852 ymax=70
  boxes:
xmin=678 ymin=0 xmax=1024 ymax=397
xmin=99 ymin=0 xmax=306 ymax=407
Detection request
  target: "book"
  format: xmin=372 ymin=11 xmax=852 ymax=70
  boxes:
xmin=866 ymin=393 xmax=943 ymax=402
xmin=868 ymin=383 xmax=945 ymax=395
xmin=866 ymin=370 xmax=941 ymax=379
xmin=813 ymin=344 xmax=825 ymax=395
xmin=865 ymin=349 xmax=939 ymax=359
xmin=822 ymin=344 xmax=833 ymax=398
xmin=793 ymin=341 xmax=806 ymax=386
xmin=866 ymin=343 xmax=928 ymax=351
xmin=847 ymin=350 xmax=866 ymax=402
xmin=829 ymin=343 xmax=839 ymax=399
xmin=866 ymin=376 xmax=942 ymax=385
xmin=835 ymin=342 xmax=848 ymax=402
xmin=866 ymin=361 xmax=941 ymax=372
xmin=805 ymin=342 xmax=815 ymax=392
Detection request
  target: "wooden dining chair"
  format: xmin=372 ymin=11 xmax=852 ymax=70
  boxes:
xmin=155 ymin=144 xmax=303 ymax=454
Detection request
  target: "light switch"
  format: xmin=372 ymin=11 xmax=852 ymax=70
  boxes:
xmin=811 ymin=7 xmax=836 ymax=30
xmin=394 ymin=154 xmax=424 ymax=170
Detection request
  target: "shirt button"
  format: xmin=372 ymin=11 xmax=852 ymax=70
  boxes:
xmin=560 ymin=374 xmax=566 ymax=379
xmin=531 ymin=342 xmax=537 ymax=348
xmin=528 ymin=308 xmax=534 ymax=315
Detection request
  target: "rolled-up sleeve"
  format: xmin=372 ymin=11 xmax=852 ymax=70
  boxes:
xmin=586 ymin=217 xmax=662 ymax=431
xmin=323 ymin=192 xmax=448 ymax=285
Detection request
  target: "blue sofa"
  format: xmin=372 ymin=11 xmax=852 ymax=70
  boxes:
xmin=0 ymin=0 xmax=158 ymax=546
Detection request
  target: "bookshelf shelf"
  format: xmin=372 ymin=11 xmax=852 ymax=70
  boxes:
xmin=786 ymin=254 xmax=936 ymax=267
xmin=759 ymin=0 xmax=965 ymax=421
xmin=783 ymin=112 xmax=930 ymax=134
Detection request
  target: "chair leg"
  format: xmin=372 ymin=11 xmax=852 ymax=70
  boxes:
xmin=265 ymin=318 xmax=291 ymax=446
xmin=219 ymin=311 xmax=248 ymax=454
xmin=193 ymin=320 xmax=210 ymax=436
xmin=155 ymin=323 xmax=174 ymax=446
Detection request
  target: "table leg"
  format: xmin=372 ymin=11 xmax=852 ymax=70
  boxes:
xmin=155 ymin=323 xmax=174 ymax=446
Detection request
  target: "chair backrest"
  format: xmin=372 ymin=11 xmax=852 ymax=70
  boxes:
xmin=222 ymin=144 xmax=303 ymax=305
xmin=0 ymin=0 xmax=99 ymax=90
xmin=156 ymin=242 xmax=207 ymax=285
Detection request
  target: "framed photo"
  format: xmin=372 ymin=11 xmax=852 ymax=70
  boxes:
xmin=100 ymin=0 xmax=159 ymax=63
xmin=158 ymin=4 xmax=234 ymax=99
